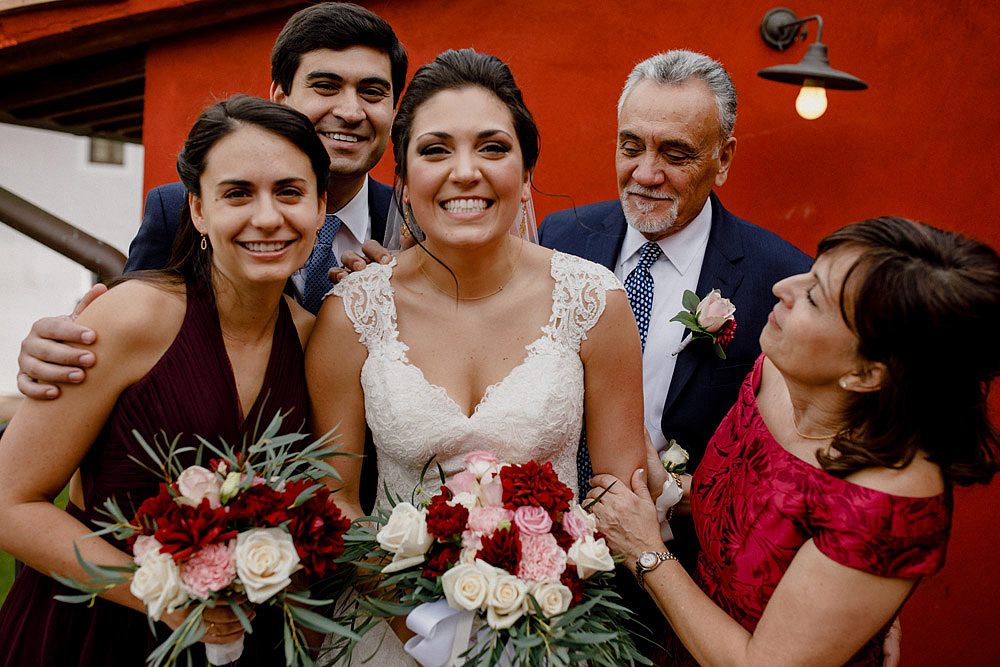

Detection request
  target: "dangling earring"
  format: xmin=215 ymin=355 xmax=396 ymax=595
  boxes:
xmin=401 ymin=205 xmax=412 ymax=239
xmin=200 ymin=234 xmax=208 ymax=251
xmin=519 ymin=202 xmax=528 ymax=239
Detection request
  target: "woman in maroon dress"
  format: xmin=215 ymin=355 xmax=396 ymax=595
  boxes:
xmin=589 ymin=217 xmax=1000 ymax=666
xmin=0 ymin=96 xmax=327 ymax=665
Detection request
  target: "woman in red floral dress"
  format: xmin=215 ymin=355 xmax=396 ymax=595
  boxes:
xmin=589 ymin=217 xmax=1000 ymax=666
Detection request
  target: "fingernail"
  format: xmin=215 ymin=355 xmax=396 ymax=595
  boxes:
xmin=380 ymin=255 xmax=391 ymax=264
xmin=68 ymin=370 xmax=84 ymax=382
xmin=45 ymin=387 xmax=58 ymax=398
xmin=79 ymin=352 xmax=95 ymax=365
xmin=81 ymin=331 xmax=96 ymax=343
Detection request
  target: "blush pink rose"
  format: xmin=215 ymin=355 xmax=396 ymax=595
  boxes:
xmin=562 ymin=511 xmax=591 ymax=541
xmin=463 ymin=451 xmax=500 ymax=477
xmin=176 ymin=466 xmax=222 ymax=509
xmin=181 ymin=540 xmax=236 ymax=599
xmin=517 ymin=533 xmax=567 ymax=582
xmin=446 ymin=470 xmax=478 ymax=496
xmin=133 ymin=535 xmax=163 ymax=565
xmin=696 ymin=290 xmax=736 ymax=333
xmin=467 ymin=506 xmax=513 ymax=537
xmin=513 ymin=506 xmax=553 ymax=536
xmin=479 ymin=473 xmax=504 ymax=507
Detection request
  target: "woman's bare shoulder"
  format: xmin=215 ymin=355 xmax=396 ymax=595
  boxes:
xmin=846 ymin=455 xmax=946 ymax=499
xmin=75 ymin=279 xmax=186 ymax=358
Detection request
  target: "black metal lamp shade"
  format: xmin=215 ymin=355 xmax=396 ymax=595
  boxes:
xmin=758 ymin=42 xmax=868 ymax=91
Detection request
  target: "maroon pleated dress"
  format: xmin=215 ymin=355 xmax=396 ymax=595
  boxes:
xmin=669 ymin=355 xmax=951 ymax=666
xmin=0 ymin=280 xmax=308 ymax=666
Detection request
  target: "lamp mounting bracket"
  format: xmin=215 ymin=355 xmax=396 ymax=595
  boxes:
xmin=760 ymin=7 xmax=824 ymax=51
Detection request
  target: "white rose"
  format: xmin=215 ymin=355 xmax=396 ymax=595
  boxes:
xmin=486 ymin=573 xmax=528 ymax=629
xmin=567 ymin=536 xmax=615 ymax=579
xmin=130 ymin=551 xmax=188 ymax=621
xmin=176 ymin=466 xmax=222 ymax=508
xmin=377 ymin=503 xmax=434 ymax=574
xmin=568 ymin=503 xmax=597 ymax=533
xmin=660 ymin=441 xmax=690 ymax=472
xmin=529 ymin=580 xmax=572 ymax=617
xmin=234 ymin=527 xmax=299 ymax=603
xmin=449 ymin=492 xmax=478 ymax=510
xmin=442 ymin=561 xmax=497 ymax=611
xmin=695 ymin=289 xmax=736 ymax=332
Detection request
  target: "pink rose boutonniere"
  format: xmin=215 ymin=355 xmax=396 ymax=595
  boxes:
xmin=671 ymin=289 xmax=737 ymax=358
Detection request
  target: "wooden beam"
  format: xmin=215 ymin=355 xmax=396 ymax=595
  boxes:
xmin=0 ymin=47 xmax=144 ymax=110
xmin=9 ymin=78 xmax=144 ymax=118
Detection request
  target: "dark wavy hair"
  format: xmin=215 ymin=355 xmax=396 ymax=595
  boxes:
xmin=158 ymin=95 xmax=329 ymax=288
xmin=271 ymin=2 xmax=407 ymax=107
xmin=390 ymin=48 xmax=540 ymax=217
xmin=816 ymin=217 xmax=1000 ymax=486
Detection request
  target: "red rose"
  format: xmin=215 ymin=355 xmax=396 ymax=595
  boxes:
xmin=421 ymin=543 xmax=461 ymax=579
xmin=154 ymin=497 xmax=236 ymax=562
xmin=284 ymin=482 xmax=350 ymax=579
xmin=426 ymin=493 xmax=469 ymax=540
xmin=477 ymin=524 xmax=521 ymax=575
xmin=500 ymin=461 xmax=574 ymax=519
xmin=560 ymin=569 xmax=585 ymax=606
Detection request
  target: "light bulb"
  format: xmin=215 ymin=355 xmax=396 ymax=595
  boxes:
xmin=795 ymin=83 xmax=828 ymax=120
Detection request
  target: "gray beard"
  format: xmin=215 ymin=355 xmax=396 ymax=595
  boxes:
xmin=620 ymin=191 xmax=679 ymax=235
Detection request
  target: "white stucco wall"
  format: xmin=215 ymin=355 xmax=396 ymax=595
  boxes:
xmin=0 ymin=123 xmax=144 ymax=396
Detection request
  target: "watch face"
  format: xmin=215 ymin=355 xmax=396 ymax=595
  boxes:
xmin=638 ymin=552 xmax=657 ymax=568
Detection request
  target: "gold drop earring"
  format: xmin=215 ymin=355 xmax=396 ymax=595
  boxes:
xmin=200 ymin=234 xmax=208 ymax=251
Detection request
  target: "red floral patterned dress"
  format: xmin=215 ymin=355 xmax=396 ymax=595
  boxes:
xmin=676 ymin=355 xmax=951 ymax=666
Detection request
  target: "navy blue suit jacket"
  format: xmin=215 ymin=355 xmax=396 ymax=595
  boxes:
xmin=539 ymin=192 xmax=811 ymax=470
xmin=123 ymin=176 xmax=394 ymax=512
xmin=124 ymin=177 xmax=395 ymax=287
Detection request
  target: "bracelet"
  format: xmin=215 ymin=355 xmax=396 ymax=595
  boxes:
xmin=665 ymin=473 xmax=683 ymax=522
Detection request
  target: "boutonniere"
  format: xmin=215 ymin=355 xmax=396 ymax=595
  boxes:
xmin=671 ymin=289 xmax=737 ymax=359
xmin=659 ymin=439 xmax=690 ymax=474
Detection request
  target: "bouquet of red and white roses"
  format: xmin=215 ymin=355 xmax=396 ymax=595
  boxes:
xmin=56 ymin=412 xmax=357 ymax=667
xmin=338 ymin=451 xmax=649 ymax=666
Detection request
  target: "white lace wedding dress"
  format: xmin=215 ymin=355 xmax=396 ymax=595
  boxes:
xmin=325 ymin=251 xmax=622 ymax=665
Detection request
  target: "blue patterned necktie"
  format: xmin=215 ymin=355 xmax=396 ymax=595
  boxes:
xmin=624 ymin=241 xmax=663 ymax=351
xmin=301 ymin=214 xmax=343 ymax=315
xmin=577 ymin=240 xmax=663 ymax=499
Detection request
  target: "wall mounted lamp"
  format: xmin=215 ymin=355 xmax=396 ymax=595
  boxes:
xmin=757 ymin=7 xmax=867 ymax=120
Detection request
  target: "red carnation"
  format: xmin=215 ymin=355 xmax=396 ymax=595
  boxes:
xmin=228 ymin=483 xmax=288 ymax=526
xmin=550 ymin=521 xmax=576 ymax=552
xmin=154 ymin=497 xmax=236 ymax=562
xmin=285 ymin=482 xmax=350 ymax=579
xmin=716 ymin=319 xmax=737 ymax=347
xmin=132 ymin=483 xmax=178 ymax=536
xmin=500 ymin=461 xmax=574 ymax=519
xmin=421 ymin=543 xmax=461 ymax=579
xmin=560 ymin=569 xmax=585 ymax=606
xmin=477 ymin=524 xmax=521 ymax=575
xmin=426 ymin=493 xmax=469 ymax=540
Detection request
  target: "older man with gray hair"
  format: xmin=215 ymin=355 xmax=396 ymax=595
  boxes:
xmin=540 ymin=48 xmax=809 ymax=534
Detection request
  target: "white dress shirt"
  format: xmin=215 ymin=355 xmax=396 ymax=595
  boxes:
xmin=291 ymin=178 xmax=371 ymax=296
xmin=616 ymin=197 xmax=713 ymax=454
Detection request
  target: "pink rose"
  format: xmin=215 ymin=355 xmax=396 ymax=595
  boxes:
xmin=133 ymin=535 xmax=163 ymax=565
xmin=446 ymin=470 xmax=478 ymax=496
xmin=467 ymin=506 xmax=513 ymax=536
xmin=513 ymin=506 xmax=553 ymax=536
xmin=562 ymin=511 xmax=591 ymax=541
xmin=479 ymin=473 xmax=504 ymax=507
xmin=176 ymin=466 xmax=222 ymax=509
xmin=696 ymin=290 xmax=736 ymax=333
xmin=463 ymin=450 xmax=500 ymax=477
xmin=181 ymin=540 xmax=236 ymax=599
xmin=517 ymin=533 xmax=567 ymax=582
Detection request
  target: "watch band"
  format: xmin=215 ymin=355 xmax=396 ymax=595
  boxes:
xmin=635 ymin=550 xmax=677 ymax=591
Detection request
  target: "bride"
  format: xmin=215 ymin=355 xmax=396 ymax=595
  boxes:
xmin=305 ymin=49 xmax=646 ymax=661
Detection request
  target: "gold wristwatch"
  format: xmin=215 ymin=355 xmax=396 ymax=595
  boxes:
xmin=634 ymin=550 xmax=677 ymax=591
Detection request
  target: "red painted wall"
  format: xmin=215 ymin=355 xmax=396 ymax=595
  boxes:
xmin=143 ymin=2 xmax=1000 ymax=664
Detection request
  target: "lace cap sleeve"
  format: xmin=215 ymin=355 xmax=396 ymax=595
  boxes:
xmin=329 ymin=260 xmax=402 ymax=353
xmin=810 ymin=487 xmax=952 ymax=578
xmin=544 ymin=252 xmax=624 ymax=350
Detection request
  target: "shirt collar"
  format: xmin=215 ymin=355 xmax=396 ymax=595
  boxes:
xmin=619 ymin=195 xmax=713 ymax=275
xmin=331 ymin=178 xmax=370 ymax=243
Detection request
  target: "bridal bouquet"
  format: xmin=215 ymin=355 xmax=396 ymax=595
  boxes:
xmin=339 ymin=451 xmax=650 ymax=666
xmin=55 ymin=412 xmax=357 ymax=667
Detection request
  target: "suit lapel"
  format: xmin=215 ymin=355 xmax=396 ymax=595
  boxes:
xmin=584 ymin=205 xmax=627 ymax=271
xmin=367 ymin=177 xmax=393 ymax=244
xmin=662 ymin=193 xmax=745 ymax=415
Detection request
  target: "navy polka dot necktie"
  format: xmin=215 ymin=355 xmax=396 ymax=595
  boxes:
xmin=301 ymin=214 xmax=342 ymax=315
xmin=624 ymin=241 xmax=663 ymax=351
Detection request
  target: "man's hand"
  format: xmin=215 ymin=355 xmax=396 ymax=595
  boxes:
xmin=16 ymin=283 xmax=107 ymax=399
xmin=327 ymin=239 xmax=399 ymax=285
